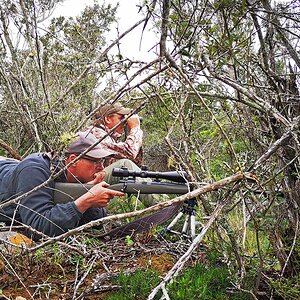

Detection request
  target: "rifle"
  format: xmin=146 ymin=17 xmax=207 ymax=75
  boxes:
xmin=52 ymin=167 xmax=192 ymax=241
xmin=53 ymin=167 xmax=189 ymax=203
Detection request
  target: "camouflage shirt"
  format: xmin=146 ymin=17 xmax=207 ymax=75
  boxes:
xmin=87 ymin=125 xmax=144 ymax=167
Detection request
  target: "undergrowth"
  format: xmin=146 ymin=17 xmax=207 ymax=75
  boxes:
xmin=106 ymin=264 xmax=248 ymax=300
xmin=167 ymin=264 xmax=247 ymax=300
xmin=270 ymin=275 xmax=300 ymax=300
xmin=107 ymin=269 xmax=160 ymax=300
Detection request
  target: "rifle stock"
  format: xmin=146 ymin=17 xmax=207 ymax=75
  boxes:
xmin=53 ymin=182 xmax=93 ymax=203
xmin=53 ymin=181 xmax=189 ymax=203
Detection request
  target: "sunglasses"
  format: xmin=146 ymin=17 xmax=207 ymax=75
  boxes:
xmin=81 ymin=155 xmax=105 ymax=165
xmin=112 ymin=113 xmax=126 ymax=120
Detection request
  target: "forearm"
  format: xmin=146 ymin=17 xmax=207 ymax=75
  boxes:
xmin=74 ymin=191 xmax=96 ymax=213
xmin=20 ymin=198 xmax=83 ymax=237
xmin=89 ymin=125 xmax=143 ymax=159
xmin=113 ymin=127 xmax=143 ymax=159
xmin=125 ymin=127 xmax=143 ymax=156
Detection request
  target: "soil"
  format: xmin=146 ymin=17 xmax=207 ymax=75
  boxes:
xmin=0 ymin=231 xmax=203 ymax=299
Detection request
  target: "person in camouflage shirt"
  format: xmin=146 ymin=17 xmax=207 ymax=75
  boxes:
xmin=83 ymin=102 xmax=166 ymax=207
xmin=88 ymin=102 xmax=144 ymax=167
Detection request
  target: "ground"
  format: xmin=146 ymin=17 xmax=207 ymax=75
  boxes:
xmin=0 ymin=230 xmax=205 ymax=300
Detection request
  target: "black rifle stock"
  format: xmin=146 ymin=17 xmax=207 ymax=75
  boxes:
xmin=53 ymin=168 xmax=189 ymax=203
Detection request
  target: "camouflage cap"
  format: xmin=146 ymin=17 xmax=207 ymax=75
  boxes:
xmin=66 ymin=131 xmax=114 ymax=158
xmin=94 ymin=102 xmax=131 ymax=120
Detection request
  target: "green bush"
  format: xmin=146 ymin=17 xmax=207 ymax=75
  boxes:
xmin=107 ymin=269 xmax=160 ymax=300
xmin=270 ymin=275 xmax=300 ymax=300
xmin=168 ymin=264 xmax=246 ymax=300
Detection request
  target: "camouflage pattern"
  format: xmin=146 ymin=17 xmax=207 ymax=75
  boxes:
xmin=87 ymin=125 xmax=144 ymax=167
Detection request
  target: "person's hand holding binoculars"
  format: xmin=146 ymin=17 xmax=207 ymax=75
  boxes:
xmin=126 ymin=114 xmax=141 ymax=131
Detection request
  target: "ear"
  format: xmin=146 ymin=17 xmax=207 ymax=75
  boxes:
xmin=65 ymin=154 xmax=79 ymax=183
xmin=104 ymin=115 xmax=112 ymax=125
xmin=66 ymin=154 xmax=78 ymax=167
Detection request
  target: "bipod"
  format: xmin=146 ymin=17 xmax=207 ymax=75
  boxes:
xmin=161 ymin=198 xmax=198 ymax=240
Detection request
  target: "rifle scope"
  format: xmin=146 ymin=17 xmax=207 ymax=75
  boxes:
xmin=112 ymin=167 xmax=188 ymax=183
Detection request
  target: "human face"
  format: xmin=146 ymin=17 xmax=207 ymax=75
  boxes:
xmin=105 ymin=113 xmax=125 ymax=135
xmin=66 ymin=154 xmax=105 ymax=183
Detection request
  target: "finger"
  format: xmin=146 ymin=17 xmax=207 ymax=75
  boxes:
xmin=109 ymin=190 xmax=125 ymax=197
xmin=99 ymin=181 xmax=110 ymax=188
xmin=95 ymin=171 xmax=106 ymax=180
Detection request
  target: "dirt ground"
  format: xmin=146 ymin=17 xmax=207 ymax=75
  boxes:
xmin=0 ymin=231 xmax=205 ymax=299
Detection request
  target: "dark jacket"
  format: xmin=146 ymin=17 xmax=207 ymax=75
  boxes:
xmin=0 ymin=153 xmax=106 ymax=238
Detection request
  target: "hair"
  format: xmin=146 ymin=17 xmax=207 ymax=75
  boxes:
xmin=92 ymin=114 xmax=105 ymax=126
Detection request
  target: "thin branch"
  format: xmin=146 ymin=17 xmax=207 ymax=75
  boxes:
xmin=160 ymin=0 xmax=170 ymax=57
xmin=201 ymin=54 xmax=290 ymax=127
xmin=249 ymin=115 xmax=300 ymax=171
xmin=0 ymin=139 xmax=22 ymax=160
xmin=165 ymin=53 xmax=242 ymax=170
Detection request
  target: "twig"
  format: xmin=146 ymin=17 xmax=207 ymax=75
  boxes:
xmin=165 ymin=53 xmax=242 ymax=171
xmin=73 ymin=257 xmax=97 ymax=300
xmin=0 ymin=139 xmax=22 ymax=160
xmin=249 ymin=115 xmax=300 ymax=171
xmin=51 ymin=17 xmax=148 ymax=113
xmin=0 ymin=251 xmax=33 ymax=299
xmin=280 ymin=213 xmax=299 ymax=277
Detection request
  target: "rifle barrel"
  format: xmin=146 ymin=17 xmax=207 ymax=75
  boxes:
xmin=108 ymin=181 xmax=189 ymax=194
